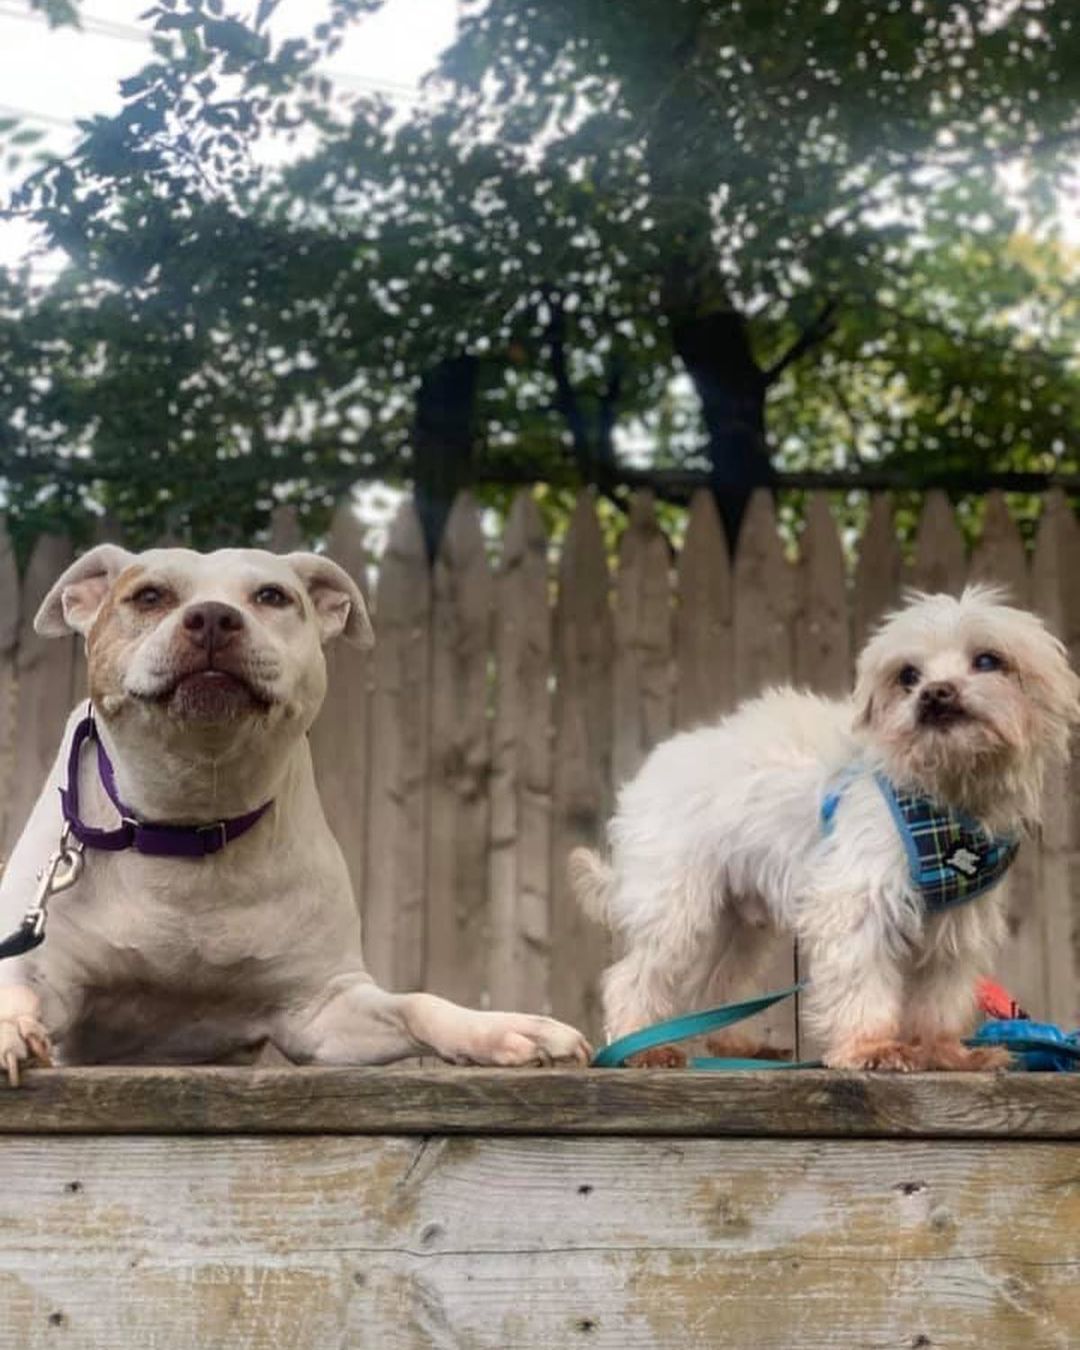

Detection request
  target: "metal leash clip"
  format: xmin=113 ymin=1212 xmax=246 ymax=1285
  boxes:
xmin=0 ymin=825 xmax=85 ymax=962
xmin=24 ymin=825 xmax=85 ymax=941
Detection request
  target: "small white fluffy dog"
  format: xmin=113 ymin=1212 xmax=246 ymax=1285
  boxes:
xmin=572 ymin=587 xmax=1080 ymax=1071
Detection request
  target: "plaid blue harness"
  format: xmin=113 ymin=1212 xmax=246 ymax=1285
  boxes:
xmin=821 ymin=770 xmax=1019 ymax=913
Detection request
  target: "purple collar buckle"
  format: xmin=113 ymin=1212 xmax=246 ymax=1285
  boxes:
xmin=60 ymin=709 xmax=273 ymax=859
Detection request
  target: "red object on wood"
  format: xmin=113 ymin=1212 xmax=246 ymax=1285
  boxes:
xmin=977 ymin=977 xmax=1029 ymax=1021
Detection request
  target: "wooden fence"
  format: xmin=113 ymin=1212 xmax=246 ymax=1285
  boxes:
xmin=1 ymin=487 xmax=1078 ymax=1050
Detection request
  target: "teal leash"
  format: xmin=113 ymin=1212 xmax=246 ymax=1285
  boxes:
xmin=591 ymin=981 xmax=1080 ymax=1071
xmin=591 ymin=982 xmax=823 ymax=1070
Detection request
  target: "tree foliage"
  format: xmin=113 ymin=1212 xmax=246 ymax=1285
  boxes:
xmin=1 ymin=0 xmax=1079 ymax=550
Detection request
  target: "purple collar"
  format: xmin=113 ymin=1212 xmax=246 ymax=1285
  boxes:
xmin=60 ymin=712 xmax=273 ymax=858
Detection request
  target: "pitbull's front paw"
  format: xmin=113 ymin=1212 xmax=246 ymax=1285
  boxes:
xmin=459 ymin=1012 xmax=591 ymax=1067
xmin=404 ymin=994 xmax=592 ymax=1066
xmin=0 ymin=986 xmax=52 ymax=1086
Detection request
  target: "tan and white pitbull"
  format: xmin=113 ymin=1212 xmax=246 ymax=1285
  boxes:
xmin=0 ymin=544 xmax=589 ymax=1080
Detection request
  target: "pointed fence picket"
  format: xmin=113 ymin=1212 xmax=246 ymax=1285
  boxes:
xmin=1030 ymin=492 xmax=1080 ymax=1027
xmin=549 ymin=494 xmax=614 ymax=1039
xmin=612 ymin=492 xmax=673 ymax=787
xmin=908 ymin=490 xmax=966 ymax=595
xmin=487 ymin=493 xmax=553 ymax=1016
xmin=363 ymin=500 xmax=432 ymax=994
xmin=795 ymin=494 xmax=851 ymax=697
xmin=309 ymin=505 xmax=372 ymax=924
xmin=852 ymin=494 xmax=902 ymax=650
xmin=732 ymin=490 xmax=798 ymax=1055
xmin=3 ymin=535 xmax=77 ymax=859
xmin=674 ymin=490 xmax=733 ymax=731
xmin=0 ymin=522 xmax=17 ymax=860
xmin=969 ymin=494 xmax=1043 ymax=1016
xmin=1 ymin=488 xmax=1078 ymax=1047
xmin=425 ymin=494 xmax=494 ymax=1008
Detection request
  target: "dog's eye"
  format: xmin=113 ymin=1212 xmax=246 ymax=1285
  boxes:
xmin=253 ymin=585 xmax=291 ymax=608
xmin=897 ymin=664 xmax=921 ymax=690
xmin=972 ymin=650 xmax=1004 ymax=673
xmin=128 ymin=585 xmax=168 ymax=608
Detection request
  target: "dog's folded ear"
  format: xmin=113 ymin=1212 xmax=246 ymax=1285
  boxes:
xmin=34 ymin=544 xmax=138 ymax=638
xmin=286 ymin=552 xmax=374 ymax=648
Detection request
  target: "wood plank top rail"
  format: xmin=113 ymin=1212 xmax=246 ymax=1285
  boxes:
xmin=1 ymin=1067 xmax=1078 ymax=1138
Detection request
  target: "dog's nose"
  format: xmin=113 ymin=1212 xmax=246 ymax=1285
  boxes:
xmin=181 ymin=601 xmax=245 ymax=652
xmin=919 ymin=680 xmax=958 ymax=709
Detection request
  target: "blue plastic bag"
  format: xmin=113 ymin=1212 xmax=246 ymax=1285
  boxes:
xmin=969 ymin=1018 xmax=1080 ymax=1071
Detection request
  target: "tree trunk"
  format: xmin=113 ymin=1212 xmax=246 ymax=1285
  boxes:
xmin=668 ymin=306 xmax=771 ymax=547
xmin=412 ymin=354 xmax=479 ymax=561
xmin=643 ymin=17 xmax=773 ymax=547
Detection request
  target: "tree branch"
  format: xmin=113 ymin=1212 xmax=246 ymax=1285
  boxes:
xmin=10 ymin=448 xmax=1080 ymax=518
xmin=469 ymin=461 xmax=1080 ymax=498
xmin=769 ymin=129 xmax=1080 ymax=246
xmin=543 ymin=290 xmax=592 ymax=471
xmin=596 ymin=352 xmax=623 ymax=473
xmin=864 ymin=290 xmax=1078 ymax=368
xmin=764 ymin=298 xmax=839 ymax=385
xmin=541 ymin=290 xmax=630 ymax=515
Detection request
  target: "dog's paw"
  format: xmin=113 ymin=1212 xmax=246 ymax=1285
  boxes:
xmin=824 ymin=1037 xmax=925 ymax=1072
xmin=0 ymin=1016 xmax=53 ymax=1087
xmin=629 ymin=1045 xmax=688 ymax=1069
xmin=918 ymin=1038 xmax=1011 ymax=1072
xmin=0 ymin=987 xmax=52 ymax=1087
xmin=460 ymin=1013 xmax=592 ymax=1068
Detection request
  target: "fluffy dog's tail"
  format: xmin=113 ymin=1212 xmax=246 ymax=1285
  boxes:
xmin=568 ymin=847 xmax=615 ymax=925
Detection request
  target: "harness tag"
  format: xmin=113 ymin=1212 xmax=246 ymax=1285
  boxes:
xmin=946 ymin=846 xmax=981 ymax=878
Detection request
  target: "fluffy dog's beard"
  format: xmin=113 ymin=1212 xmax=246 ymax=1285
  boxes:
xmin=869 ymin=694 xmax=1041 ymax=829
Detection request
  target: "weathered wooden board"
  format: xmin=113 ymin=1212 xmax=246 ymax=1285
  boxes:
xmin=969 ymin=491 xmax=1028 ymax=603
xmin=549 ymin=494 xmax=613 ymax=1040
xmin=3 ymin=1067 xmax=1080 ymax=1138
xmin=426 ymin=494 xmax=494 ymax=1007
xmin=732 ymin=491 xmax=797 ymax=1053
xmin=488 ymin=493 xmax=552 ymax=1015
xmin=794 ymin=493 xmax=850 ymax=696
xmin=1030 ymin=490 xmax=1080 ymax=1026
xmin=0 ymin=518 xmax=18 ymax=856
xmin=364 ymin=502 xmax=432 ymax=994
xmin=308 ymin=505 xmax=372 ymax=918
xmin=852 ymin=492 xmax=902 ymax=650
xmin=612 ymin=492 xmax=673 ymax=784
xmin=907 ymin=490 xmax=966 ymax=595
xmin=0 ymin=1132 xmax=1078 ymax=1349
xmin=791 ymin=495 xmax=851 ymax=1055
xmin=2 ymin=535 xmax=77 ymax=857
xmin=969 ymin=494 xmax=1044 ymax=1016
xmin=268 ymin=503 xmax=303 ymax=552
xmin=674 ymin=489 xmax=733 ymax=730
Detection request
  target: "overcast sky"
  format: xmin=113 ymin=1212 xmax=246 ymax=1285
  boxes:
xmin=0 ymin=0 xmax=459 ymax=273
